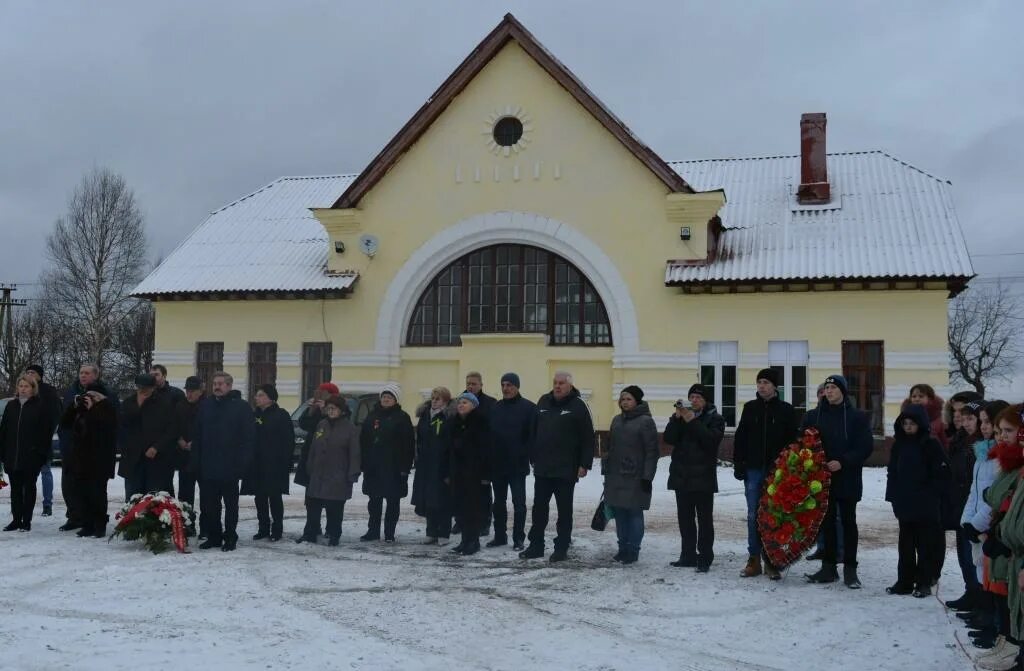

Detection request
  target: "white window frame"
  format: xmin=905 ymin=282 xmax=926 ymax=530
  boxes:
xmin=698 ymin=341 xmax=739 ymax=427
xmin=768 ymin=340 xmax=809 ymax=411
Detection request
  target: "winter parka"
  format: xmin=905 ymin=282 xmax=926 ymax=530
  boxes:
xmin=360 ymin=403 xmax=415 ymax=499
xmin=947 ymin=427 xmax=979 ymax=519
xmin=117 ymin=391 xmax=177 ymax=481
xmin=192 ymin=390 xmax=256 ymax=481
xmin=58 ymin=379 xmax=118 ymax=462
xmin=664 ymin=403 xmax=726 ymax=493
xmin=531 ymin=387 xmax=595 ymax=481
xmin=241 ymin=404 xmax=295 ymax=496
xmin=450 ymin=409 xmax=491 ymax=496
xmin=59 ymin=398 xmax=117 ymax=481
xmin=305 ymin=416 xmax=361 ymax=501
xmin=961 ymin=438 xmax=997 ymax=531
xmin=411 ymin=402 xmax=454 ymax=516
xmin=602 ymin=402 xmax=659 ymax=510
xmin=0 ymin=396 xmax=53 ymax=474
xmin=732 ymin=394 xmax=798 ymax=475
xmin=884 ymin=404 xmax=949 ymax=523
xmin=489 ymin=394 xmax=536 ymax=480
xmin=293 ymin=404 xmax=324 ymax=487
xmin=800 ymin=396 xmax=873 ymax=501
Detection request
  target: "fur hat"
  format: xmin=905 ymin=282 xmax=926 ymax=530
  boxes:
xmin=380 ymin=382 xmax=401 ymax=403
xmin=620 ymin=385 xmax=644 ymax=403
xmin=256 ymin=383 xmax=279 ymax=402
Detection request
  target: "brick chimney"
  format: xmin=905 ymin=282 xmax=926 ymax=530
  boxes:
xmin=797 ymin=112 xmax=830 ymax=204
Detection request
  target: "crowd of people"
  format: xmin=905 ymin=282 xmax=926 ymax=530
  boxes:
xmin=2 ymin=362 xmax=1024 ymax=667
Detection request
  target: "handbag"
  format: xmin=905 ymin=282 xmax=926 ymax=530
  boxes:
xmin=591 ymin=495 xmax=614 ymax=531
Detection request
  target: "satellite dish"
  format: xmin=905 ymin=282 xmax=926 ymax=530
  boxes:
xmin=359 ymin=234 xmax=379 ymax=258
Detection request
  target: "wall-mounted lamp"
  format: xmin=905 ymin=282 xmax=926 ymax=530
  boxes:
xmin=680 ymin=227 xmax=691 ymax=241
xmin=334 ymin=241 xmax=345 ymax=254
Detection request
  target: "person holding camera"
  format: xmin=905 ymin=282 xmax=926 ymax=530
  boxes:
xmin=294 ymin=382 xmax=340 ymax=539
xmin=664 ymin=384 xmax=725 ymax=573
xmin=59 ymin=384 xmax=117 ymax=537
xmin=118 ymin=373 xmax=177 ymax=499
xmin=1 ymin=375 xmax=53 ymax=532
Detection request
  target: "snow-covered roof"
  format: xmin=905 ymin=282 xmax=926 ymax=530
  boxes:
xmin=132 ymin=175 xmax=358 ymax=297
xmin=666 ymin=151 xmax=974 ymax=286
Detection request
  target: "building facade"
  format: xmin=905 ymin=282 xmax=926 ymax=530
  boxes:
xmin=134 ymin=15 xmax=973 ymax=436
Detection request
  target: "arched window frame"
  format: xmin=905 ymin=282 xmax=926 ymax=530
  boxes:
xmin=406 ymin=244 xmax=612 ymax=347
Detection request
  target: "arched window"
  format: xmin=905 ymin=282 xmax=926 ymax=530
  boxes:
xmin=407 ymin=244 xmax=612 ymax=347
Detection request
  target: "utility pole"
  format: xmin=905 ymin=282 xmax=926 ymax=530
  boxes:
xmin=0 ymin=284 xmax=28 ymax=394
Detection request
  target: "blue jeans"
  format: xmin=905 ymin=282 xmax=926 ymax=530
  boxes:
xmin=744 ymin=469 xmax=765 ymax=557
xmin=611 ymin=506 xmax=645 ymax=553
xmin=956 ymin=527 xmax=980 ymax=591
xmin=38 ymin=461 xmax=53 ymax=507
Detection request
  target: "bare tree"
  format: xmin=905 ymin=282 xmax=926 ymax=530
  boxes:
xmin=948 ymin=282 xmax=1023 ymax=397
xmin=108 ymin=299 xmax=155 ymax=389
xmin=43 ymin=168 xmax=148 ymax=370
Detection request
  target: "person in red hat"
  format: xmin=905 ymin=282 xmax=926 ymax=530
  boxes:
xmin=294 ymin=382 xmax=342 ymax=539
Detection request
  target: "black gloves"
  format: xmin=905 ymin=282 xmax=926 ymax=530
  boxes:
xmin=641 ymin=480 xmax=652 ymax=494
xmin=983 ymin=535 xmax=1012 ymax=559
xmin=962 ymin=523 xmax=982 ymax=543
xmin=733 ymin=466 xmax=746 ymax=481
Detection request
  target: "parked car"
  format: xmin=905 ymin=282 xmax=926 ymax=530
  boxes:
xmin=289 ymin=393 xmax=378 ymax=467
xmin=0 ymin=396 xmax=62 ymax=464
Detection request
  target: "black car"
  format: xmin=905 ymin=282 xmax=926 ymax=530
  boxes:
xmin=289 ymin=393 xmax=378 ymax=465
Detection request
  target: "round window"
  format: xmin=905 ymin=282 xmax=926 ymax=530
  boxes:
xmin=492 ymin=117 xmax=524 ymax=147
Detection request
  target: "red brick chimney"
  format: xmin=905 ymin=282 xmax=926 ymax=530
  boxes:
xmin=797 ymin=112 xmax=830 ymax=204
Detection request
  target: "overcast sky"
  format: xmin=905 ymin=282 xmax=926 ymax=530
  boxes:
xmin=2 ymin=0 xmax=1022 ymax=290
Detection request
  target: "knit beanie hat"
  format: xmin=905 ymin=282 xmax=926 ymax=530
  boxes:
xmin=823 ymin=375 xmax=849 ymax=397
xmin=457 ymin=391 xmax=480 ymax=407
xmin=620 ymin=385 xmax=645 ymax=403
xmin=256 ymin=383 xmax=279 ymax=402
xmin=317 ymin=382 xmax=340 ymax=396
xmin=687 ymin=383 xmax=710 ymax=401
xmin=380 ymin=382 xmax=401 ymax=403
xmin=756 ymin=368 xmax=780 ymax=388
xmin=26 ymin=364 xmax=44 ymax=379
xmin=501 ymin=372 xmax=521 ymax=388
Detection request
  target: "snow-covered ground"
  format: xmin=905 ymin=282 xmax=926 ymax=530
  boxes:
xmin=2 ymin=464 xmax=975 ymax=671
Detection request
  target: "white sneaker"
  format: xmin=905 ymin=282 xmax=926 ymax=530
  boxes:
xmin=978 ymin=641 xmax=1020 ymax=670
xmin=976 ymin=637 xmax=1006 ymax=660
xmin=437 ymin=538 xmax=450 ymax=547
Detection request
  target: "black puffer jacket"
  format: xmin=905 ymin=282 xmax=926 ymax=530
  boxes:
xmin=531 ymin=388 xmax=595 ymax=481
xmin=800 ymin=397 xmax=873 ymax=501
xmin=947 ymin=427 xmax=977 ymax=514
xmin=489 ymin=394 xmax=536 ymax=479
xmin=732 ymin=394 xmax=798 ymax=475
xmin=60 ymin=399 xmax=117 ymax=481
xmin=0 ymin=396 xmax=52 ymax=474
xmin=885 ymin=404 xmax=949 ymax=523
xmin=664 ymin=404 xmax=726 ymax=493
xmin=360 ymin=403 xmax=415 ymax=499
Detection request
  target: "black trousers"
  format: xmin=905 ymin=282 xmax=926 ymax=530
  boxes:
xmin=367 ymin=496 xmax=400 ymax=539
xmin=177 ymin=469 xmax=198 ymax=507
xmin=61 ymin=458 xmax=84 ymax=524
xmin=454 ymin=478 xmax=483 ymax=541
xmin=426 ymin=510 xmax=452 ymax=539
xmin=896 ymin=519 xmax=940 ymax=588
xmin=9 ymin=469 xmax=40 ymax=525
xmin=822 ymin=494 xmax=859 ymax=566
xmin=255 ymin=493 xmax=284 ymax=535
xmin=492 ymin=474 xmax=527 ymax=544
xmin=78 ymin=478 xmax=108 ymax=531
xmin=527 ymin=476 xmax=576 ymax=552
xmin=200 ymin=478 xmax=240 ymax=542
xmin=480 ymin=482 xmax=493 ymax=533
xmin=305 ymin=498 xmax=345 ymax=540
xmin=674 ymin=490 xmax=715 ymax=562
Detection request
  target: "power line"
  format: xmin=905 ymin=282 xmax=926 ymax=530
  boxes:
xmin=971 ymin=251 xmax=1024 ymax=258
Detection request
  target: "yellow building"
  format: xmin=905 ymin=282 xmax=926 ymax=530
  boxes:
xmin=133 ymin=14 xmax=973 ymax=438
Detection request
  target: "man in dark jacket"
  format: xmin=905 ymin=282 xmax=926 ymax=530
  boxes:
xmin=464 ymin=371 xmax=497 ymax=537
xmin=732 ymin=368 xmax=798 ymax=579
xmin=57 ymin=364 xmax=119 ymax=532
xmin=520 ymin=371 xmax=595 ymax=563
xmin=802 ymin=375 xmax=874 ymax=588
xmin=24 ymin=365 xmax=61 ymax=517
xmin=151 ymin=364 xmax=186 ymax=406
xmin=59 ymin=384 xmax=117 ymax=537
xmin=118 ymin=373 xmax=177 ymax=499
xmin=488 ymin=372 xmax=536 ymax=550
xmin=664 ymin=384 xmax=725 ymax=573
xmin=192 ymin=372 xmax=255 ymax=551
xmin=175 ymin=376 xmax=204 ymax=540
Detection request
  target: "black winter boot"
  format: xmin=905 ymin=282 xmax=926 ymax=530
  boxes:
xmin=549 ymin=548 xmax=569 ymax=563
xmin=945 ymin=590 xmax=975 ymax=611
xmin=221 ymin=533 xmax=238 ymax=552
xmin=519 ymin=544 xmax=544 ymax=559
xmin=843 ymin=564 xmax=862 ymax=589
xmin=253 ymin=529 xmax=270 ymax=541
xmin=805 ymin=562 xmax=839 ymax=584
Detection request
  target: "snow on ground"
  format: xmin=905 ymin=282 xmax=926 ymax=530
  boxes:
xmin=2 ymin=464 xmax=975 ymax=671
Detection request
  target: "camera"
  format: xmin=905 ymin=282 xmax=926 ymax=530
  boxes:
xmin=674 ymin=399 xmax=691 ymax=410
xmin=74 ymin=394 xmax=85 ymax=408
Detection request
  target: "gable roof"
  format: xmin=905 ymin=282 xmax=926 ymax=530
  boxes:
xmin=131 ymin=175 xmax=358 ymax=298
xmin=331 ymin=13 xmax=692 ymax=209
xmin=665 ymin=151 xmax=975 ymax=291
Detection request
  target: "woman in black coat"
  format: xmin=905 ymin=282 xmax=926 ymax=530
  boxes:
xmin=241 ymin=384 xmax=295 ymax=541
xmin=1 ymin=375 xmax=53 ymax=531
xmin=359 ymin=385 xmax=414 ymax=542
xmin=411 ymin=387 xmax=454 ymax=545
xmin=59 ymin=384 xmax=117 ymax=537
xmin=449 ymin=392 xmax=491 ymax=556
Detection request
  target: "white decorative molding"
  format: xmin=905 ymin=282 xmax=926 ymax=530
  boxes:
xmin=737 ymin=384 xmax=757 ymax=400
xmin=808 ymin=351 xmax=841 ymax=369
xmin=222 ymin=352 xmax=246 ymax=366
xmin=331 ymin=380 xmax=400 ymax=396
xmin=153 ymin=350 xmax=193 ymax=366
xmin=483 ymin=106 xmax=533 ymax=156
xmin=579 ymin=389 xmax=593 ymax=402
xmin=277 ymin=352 xmax=301 ymax=367
xmin=611 ymin=384 xmax=691 ymax=402
xmin=376 ymin=211 xmax=641 ymax=360
xmin=613 ymin=352 xmax=698 ymax=370
xmin=885 ymin=351 xmax=949 ymax=370
xmin=332 ymin=350 xmax=402 ymax=368
xmin=738 ymin=352 xmax=768 ymax=368
xmin=276 ymin=380 xmax=301 ymax=396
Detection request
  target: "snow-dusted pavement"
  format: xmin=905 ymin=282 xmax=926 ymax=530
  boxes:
xmin=2 ymin=465 xmax=974 ymax=670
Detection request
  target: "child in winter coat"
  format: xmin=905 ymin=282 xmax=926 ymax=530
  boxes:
xmin=884 ymin=404 xmax=949 ymax=597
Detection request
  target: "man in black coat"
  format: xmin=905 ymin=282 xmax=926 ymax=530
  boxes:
xmin=118 ymin=373 xmax=177 ymax=499
xmin=802 ymin=375 xmax=874 ymax=588
xmin=520 ymin=371 xmax=595 ymax=563
xmin=488 ymin=372 xmax=536 ymax=550
xmin=59 ymin=384 xmax=117 ymax=537
xmin=732 ymin=368 xmax=798 ymax=579
xmin=192 ymin=372 xmax=255 ymax=551
xmin=151 ymin=364 xmax=186 ymax=406
xmin=464 ymin=371 xmax=497 ymax=537
xmin=174 ymin=376 xmax=204 ymax=509
xmin=24 ymin=365 xmax=61 ymax=517
xmin=664 ymin=384 xmax=725 ymax=573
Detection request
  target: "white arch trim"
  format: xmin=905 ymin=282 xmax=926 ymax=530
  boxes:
xmin=375 ymin=211 xmax=640 ymax=358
